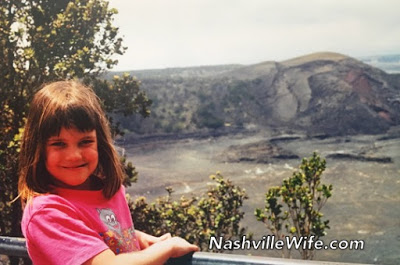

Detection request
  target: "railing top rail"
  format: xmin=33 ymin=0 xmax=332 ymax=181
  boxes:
xmin=0 ymin=236 xmax=370 ymax=265
xmin=181 ymin=252 xmax=370 ymax=265
xmin=0 ymin=236 xmax=29 ymax=258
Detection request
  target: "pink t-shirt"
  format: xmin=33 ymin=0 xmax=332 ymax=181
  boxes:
xmin=21 ymin=185 xmax=140 ymax=265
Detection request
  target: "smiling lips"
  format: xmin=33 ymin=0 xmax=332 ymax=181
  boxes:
xmin=62 ymin=163 xmax=88 ymax=169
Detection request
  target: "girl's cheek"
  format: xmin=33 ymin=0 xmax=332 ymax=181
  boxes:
xmin=88 ymin=146 xmax=99 ymax=158
xmin=45 ymin=148 xmax=61 ymax=164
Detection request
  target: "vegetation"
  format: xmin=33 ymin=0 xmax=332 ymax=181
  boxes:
xmin=255 ymin=152 xmax=332 ymax=260
xmin=114 ymin=74 xmax=266 ymax=134
xmin=192 ymin=102 xmax=225 ymax=129
xmin=128 ymin=172 xmax=248 ymax=252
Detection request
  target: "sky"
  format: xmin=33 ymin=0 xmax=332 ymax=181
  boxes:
xmin=107 ymin=0 xmax=400 ymax=71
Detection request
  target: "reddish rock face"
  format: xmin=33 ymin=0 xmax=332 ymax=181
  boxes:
xmin=345 ymin=69 xmax=380 ymax=105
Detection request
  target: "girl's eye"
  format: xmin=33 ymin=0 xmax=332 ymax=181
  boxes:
xmin=80 ymin=140 xmax=94 ymax=145
xmin=50 ymin=142 xmax=65 ymax=147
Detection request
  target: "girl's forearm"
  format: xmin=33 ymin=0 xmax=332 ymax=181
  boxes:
xmin=85 ymin=237 xmax=198 ymax=265
xmin=113 ymin=240 xmax=174 ymax=265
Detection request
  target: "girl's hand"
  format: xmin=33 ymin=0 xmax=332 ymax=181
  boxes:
xmin=167 ymin=237 xmax=200 ymax=258
xmin=136 ymin=230 xmax=171 ymax=249
xmin=136 ymin=231 xmax=198 ymax=257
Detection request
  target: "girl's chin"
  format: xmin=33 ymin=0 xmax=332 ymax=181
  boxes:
xmin=51 ymin=177 xmax=93 ymax=190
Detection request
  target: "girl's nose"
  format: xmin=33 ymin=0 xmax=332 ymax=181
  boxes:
xmin=65 ymin=146 xmax=82 ymax=161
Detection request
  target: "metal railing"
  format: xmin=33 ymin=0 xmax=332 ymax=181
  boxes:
xmin=0 ymin=236 xmax=28 ymax=258
xmin=0 ymin=236 xmax=368 ymax=265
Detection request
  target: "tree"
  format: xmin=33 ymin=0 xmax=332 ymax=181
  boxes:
xmin=255 ymin=152 xmax=333 ymax=260
xmin=128 ymin=172 xmax=248 ymax=252
xmin=0 ymin=0 xmax=150 ymax=259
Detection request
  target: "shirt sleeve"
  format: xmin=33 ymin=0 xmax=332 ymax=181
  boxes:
xmin=25 ymin=202 xmax=109 ymax=265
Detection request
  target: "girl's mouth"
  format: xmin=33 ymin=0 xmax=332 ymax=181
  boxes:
xmin=62 ymin=163 xmax=88 ymax=169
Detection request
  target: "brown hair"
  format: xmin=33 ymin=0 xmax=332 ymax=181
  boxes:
xmin=18 ymin=80 xmax=124 ymax=202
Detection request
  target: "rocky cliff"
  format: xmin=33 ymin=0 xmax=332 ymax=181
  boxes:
xmin=114 ymin=52 xmax=400 ymax=136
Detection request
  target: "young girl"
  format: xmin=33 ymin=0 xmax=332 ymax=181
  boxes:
xmin=18 ymin=80 xmax=198 ymax=265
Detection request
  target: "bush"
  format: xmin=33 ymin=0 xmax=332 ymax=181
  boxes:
xmin=255 ymin=152 xmax=333 ymax=260
xmin=128 ymin=172 xmax=248 ymax=251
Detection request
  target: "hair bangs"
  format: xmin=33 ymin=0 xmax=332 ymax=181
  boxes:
xmin=41 ymin=103 xmax=99 ymax=140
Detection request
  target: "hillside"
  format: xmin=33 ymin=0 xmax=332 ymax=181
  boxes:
xmin=112 ymin=52 xmax=400 ymax=136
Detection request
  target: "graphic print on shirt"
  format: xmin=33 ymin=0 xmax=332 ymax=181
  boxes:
xmin=97 ymin=208 xmax=140 ymax=254
xmin=97 ymin=208 xmax=121 ymax=235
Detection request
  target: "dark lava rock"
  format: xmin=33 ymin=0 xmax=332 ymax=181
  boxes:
xmin=326 ymin=153 xmax=392 ymax=163
xmin=216 ymin=140 xmax=299 ymax=163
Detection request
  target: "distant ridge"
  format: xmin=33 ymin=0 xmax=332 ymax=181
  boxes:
xmin=281 ymin=52 xmax=350 ymax=67
xmin=111 ymin=64 xmax=243 ymax=79
xmin=109 ymin=52 xmax=399 ymax=76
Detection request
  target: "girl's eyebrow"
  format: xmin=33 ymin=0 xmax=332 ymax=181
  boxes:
xmin=81 ymin=135 xmax=96 ymax=140
xmin=47 ymin=137 xmax=63 ymax=141
xmin=47 ymin=134 xmax=96 ymax=141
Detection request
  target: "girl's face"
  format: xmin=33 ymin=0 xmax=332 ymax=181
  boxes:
xmin=45 ymin=127 xmax=98 ymax=189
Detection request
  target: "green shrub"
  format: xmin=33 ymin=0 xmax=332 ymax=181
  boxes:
xmin=255 ymin=152 xmax=333 ymax=260
xmin=128 ymin=172 xmax=248 ymax=252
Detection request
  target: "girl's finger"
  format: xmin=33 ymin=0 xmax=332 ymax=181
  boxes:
xmin=159 ymin=233 xmax=172 ymax=241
